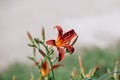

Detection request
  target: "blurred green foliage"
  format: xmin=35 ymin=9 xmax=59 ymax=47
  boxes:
xmin=0 ymin=42 xmax=120 ymax=80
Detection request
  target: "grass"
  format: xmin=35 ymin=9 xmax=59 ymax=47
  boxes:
xmin=0 ymin=62 xmax=40 ymax=80
xmin=0 ymin=42 xmax=120 ymax=80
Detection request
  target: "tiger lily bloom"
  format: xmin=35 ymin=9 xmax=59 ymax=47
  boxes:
xmin=40 ymin=61 xmax=63 ymax=77
xmin=46 ymin=26 xmax=77 ymax=61
xmin=40 ymin=61 xmax=50 ymax=77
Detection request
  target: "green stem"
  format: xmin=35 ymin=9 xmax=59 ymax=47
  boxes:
xmin=48 ymin=58 xmax=55 ymax=80
xmin=98 ymin=70 xmax=120 ymax=80
xmin=42 ymin=43 xmax=50 ymax=54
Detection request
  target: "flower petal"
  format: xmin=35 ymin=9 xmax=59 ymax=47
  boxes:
xmin=63 ymin=29 xmax=77 ymax=43
xmin=42 ymin=61 xmax=48 ymax=70
xmin=63 ymin=44 xmax=74 ymax=54
xmin=57 ymin=47 xmax=65 ymax=61
xmin=46 ymin=40 xmax=55 ymax=46
xmin=54 ymin=25 xmax=63 ymax=37
xmin=40 ymin=61 xmax=50 ymax=77
xmin=52 ymin=64 xmax=64 ymax=69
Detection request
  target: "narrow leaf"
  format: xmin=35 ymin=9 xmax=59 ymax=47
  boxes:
xmin=34 ymin=38 xmax=43 ymax=44
xmin=28 ymin=44 xmax=36 ymax=48
xmin=33 ymin=48 xmax=36 ymax=57
xmin=27 ymin=56 xmax=34 ymax=60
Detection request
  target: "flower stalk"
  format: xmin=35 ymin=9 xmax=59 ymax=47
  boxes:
xmin=27 ymin=26 xmax=78 ymax=80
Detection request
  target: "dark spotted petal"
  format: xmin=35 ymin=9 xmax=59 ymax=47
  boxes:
xmin=57 ymin=47 xmax=65 ymax=61
xmin=46 ymin=40 xmax=55 ymax=46
xmin=63 ymin=44 xmax=74 ymax=54
xmin=63 ymin=29 xmax=77 ymax=43
xmin=54 ymin=25 xmax=63 ymax=37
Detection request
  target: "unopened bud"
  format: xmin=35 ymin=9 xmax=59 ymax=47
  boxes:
xmin=38 ymin=49 xmax=46 ymax=57
xmin=71 ymin=68 xmax=78 ymax=77
xmin=12 ymin=75 xmax=16 ymax=80
xmin=41 ymin=27 xmax=45 ymax=41
xmin=78 ymin=56 xmax=85 ymax=75
xmin=71 ymin=36 xmax=78 ymax=46
xmin=114 ymin=60 xmax=119 ymax=80
xmin=27 ymin=31 xmax=34 ymax=43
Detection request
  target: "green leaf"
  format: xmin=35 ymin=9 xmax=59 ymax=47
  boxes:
xmin=49 ymin=49 xmax=54 ymax=55
xmin=28 ymin=44 xmax=36 ymax=48
xmin=27 ymin=56 xmax=34 ymax=61
xmin=34 ymin=38 xmax=43 ymax=44
xmin=33 ymin=48 xmax=36 ymax=57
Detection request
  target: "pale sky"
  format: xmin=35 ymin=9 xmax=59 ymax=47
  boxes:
xmin=0 ymin=0 xmax=120 ymax=70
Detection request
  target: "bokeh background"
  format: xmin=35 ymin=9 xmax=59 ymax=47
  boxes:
xmin=0 ymin=0 xmax=120 ymax=79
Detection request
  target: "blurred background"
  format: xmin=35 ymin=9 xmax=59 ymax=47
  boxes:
xmin=0 ymin=0 xmax=120 ymax=79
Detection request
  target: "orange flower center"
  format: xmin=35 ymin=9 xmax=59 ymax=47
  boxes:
xmin=55 ymin=37 xmax=64 ymax=47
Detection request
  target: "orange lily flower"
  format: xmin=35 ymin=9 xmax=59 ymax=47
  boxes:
xmin=40 ymin=61 xmax=63 ymax=77
xmin=40 ymin=61 xmax=50 ymax=77
xmin=46 ymin=25 xmax=77 ymax=61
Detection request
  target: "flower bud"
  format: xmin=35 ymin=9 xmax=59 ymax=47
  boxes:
xmin=41 ymin=27 xmax=45 ymax=41
xmin=27 ymin=31 xmax=34 ymax=43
